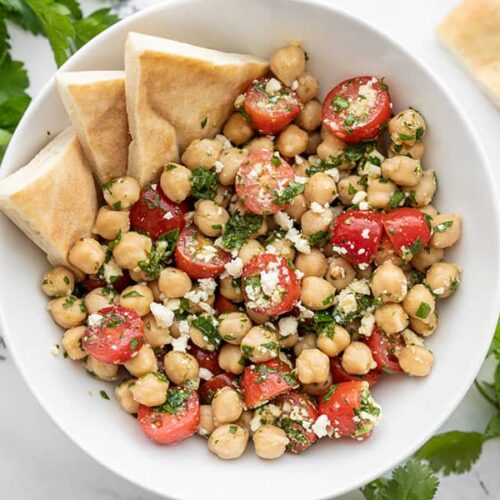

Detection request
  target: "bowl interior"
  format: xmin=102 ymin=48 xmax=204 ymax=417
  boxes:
xmin=1 ymin=0 xmax=499 ymax=499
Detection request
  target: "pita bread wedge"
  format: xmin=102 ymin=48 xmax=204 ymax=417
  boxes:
xmin=57 ymin=71 xmax=130 ymax=183
xmin=125 ymin=32 xmax=268 ymax=186
xmin=0 ymin=128 xmax=97 ymax=267
xmin=437 ymin=0 xmax=500 ymax=108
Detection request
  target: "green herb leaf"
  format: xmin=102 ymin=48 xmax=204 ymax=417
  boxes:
xmin=122 ymin=290 xmax=143 ymax=298
xmin=200 ymin=116 xmax=208 ymax=129
xmin=191 ymin=315 xmax=221 ymax=348
xmin=273 ymin=180 xmax=305 ymax=205
xmin=433 ymin=221 xmax=453 ymax=233
xmin=189 ymin=167 xmax=218 ymax=200
xmin=333 ymin=95 xmax=349 ymax=111
xmin=99 ymin=390 xmax=109 ymax=400
xmin=129 ymin=337 xmax=139 ymax=351
xmin=155 ymin=387 xmax=191 ymax=415
xmin=73 ymin=8 xmax=118 ymax=49
xmin=389 ymin=191 xmax=405 ymax=209
xmin=322 ymin=384 xmax=338 ymax=403
xmin=229 ymin=424 xmax=238 ymax=434
xmin=221 ymin=212 xmax=263 ymax=250
xmin=415 ymin=302 xmax=431 ymax=319
xmin=308 ymin=230 xmax=329 ymax=246
xmin=138 ymin=229 xmax=179 ymax=279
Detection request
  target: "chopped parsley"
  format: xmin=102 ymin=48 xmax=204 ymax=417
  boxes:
xmin=129 ymin=337 xmax=140 ymax=351
xmin=389 ymin=191 xmax=405 ymax=209
xmin=122 ymin=290 xmax=143 ymax=298
xmin=99 ymin=390 xmax=110 ymax=400
xmin=221 ymin=212 xmax=263 ymax=249
xmin=138 ymin=229 xmax=179 ymax=279
xmin=164 ymin=163 xmax=177 ymax=171
xmin=155 ymin=387 xmax=191 ymax=415
xmin=189 ymin=167 xmax=218 ymax=200
xmin=308 ymin=230 xmax=329 ymax=246
xmin=273 ymin=181 xmax=305 ymax=205
xmin=191 ymin=315 xmax=221 ymax=348
xmin=322 ymin=384 xmax=338 ymax=403
xmin=200 ymin=116 xmax=208 ymax=129
xmin=270 ymin=154 xmax=282 ymax=167
xmin=229 ymin=425 xmax=238 ymax=434
xmin=434 ymin=221 xmax=453 ymax=233
xmin=333 ymin=95 xmax=349 ymax=111
xmin=416 ymin=302 xmax=431 ymax=319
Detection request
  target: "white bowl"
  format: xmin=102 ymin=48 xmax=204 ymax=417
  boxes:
xmin=1 ymin=0 xmax=499 ymax=498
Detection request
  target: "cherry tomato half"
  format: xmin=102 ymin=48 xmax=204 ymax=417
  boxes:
xmin=322 ymin=76 xmax=391 ymax=143
xmin=235 ymin=150 xmax=295 ymax=215
xmin=242 ymin=253 xmax=300 ymax=316
xmin=365 ymin=327 xmax=404 ymax=373
xmin=214 ymin=295 xmax=239 ymax=314
xmin=187 ymin=343 xmax=222 ymax=376
xmin=331 ymin=210 xmax=383 ymax=266
xmin=130 ymin=183 xmax=188 ymax=240
xmin=82 ymin=306 xmax=143 ymax=364
xmin=242 ymin=77 xmax=302 ymax=135
xmin=82 ymin=270 xmax=133 ymax=294
xmin=199 ymin=372 xmax=238 ymax=404
xmin=330 ymin=357 xmax=381 ymax=386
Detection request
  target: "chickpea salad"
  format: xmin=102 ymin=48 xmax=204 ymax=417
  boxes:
xmin=42 ymin=42 xmax=462 ymax=461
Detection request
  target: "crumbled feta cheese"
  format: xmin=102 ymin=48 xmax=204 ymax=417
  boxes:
xmin=312 ymin=414 xmax=332 ymax=438
xmin=310 ymin=201 xmax=325 ymax=214
xmin=433 ymin=287 xmax=445 ymax=296
xmin=336 ymin=289 xmax=357 ymax=313
xmin=361 ymin=228 xmax=370 ymax=239
xmin=296 ymin=300 xmax=315 ymax=319
xmin=265 ymin=78 xmax=282 ymax=93
xmin=88 ymin=313 xmax=103 ymax=327
xmin=349 ymin=279 xmax=371 ymax=295
xmin=150 ymin=302 xmax=175 ymax=328
xmin=224 ymin=257 xmax=243 ymax=278
xmin=279 ymin=317 xmax=298 ymax=337
xmin=199 ymin=302 xmax=215 ymax=314
xmin=295 ymin=268 xmax=304 ymax=280
xmin=50 ymin=344 xmax=60 ymax=357
xmin=171 ymin=334 xmax=189 ymax=353
xmin=286 ymin=227 xmax=311 ymax=254
xmin=359 ymin=313 xmax=375 ymax=337
xmin=325 ymin=168 xmax=340 ymax=182
xmin=199 ymin=368 xmax=214 ymax=381
xmin=214 ymin=160 xmax=224 ymax=173
xmin=261 ymin=267 xmax=279 ymax=296
xmin=163 ymin=298 xmax=181 ymax=311
xmin=359 ymin=201 xmax=370 ymax=211
xmin=402 ymin=329 xmax=425 ymax=346
xmin=274 ymin=211 xmax=294 ymax=230
xmin=163 ymin=211 xmax=174 ymax=220
xmin=294 ymin=175 xmax=307 ymax=184
xmin=291 ymin=79 xmax=299 ymax=91
xmin=184 ymin=278 xmax=217 ymax=304
xmin=215 ymin=134 xmax=232 ymax=149
xmin=352 ymin=190 xmax=367 ymax=205
xmin=362 ymin=163 xmax=382 ymax=178
xmin=151 ymin=184 xmax=157 ymax=190
xmin=295 ymin=154 xmax=304 ymax=165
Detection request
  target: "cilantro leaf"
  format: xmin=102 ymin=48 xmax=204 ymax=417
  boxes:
xmin=221 ymin=212 xmax=263 ymax=250
xmin=273 ymin=180 xmax=305 ymax=205
xmin=189 ymin=167 xmax=218 ymax=200
xmin=485 ymin=412 xmax=500 ymax=440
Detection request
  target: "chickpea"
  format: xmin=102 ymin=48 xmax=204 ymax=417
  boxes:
xmin=388 ymin=108 xmax=426 ymax=146
xmin=300 ymin=276 xmax=335 ymax=310
xmin=250 ymin=217 xmax=268 ymax=238
xmin=194 ymin=200 xmax=229 ymax=237
xmin=397 ymin=345 xmax=433 ymax=377
xmin=217 ymin=148 xmax=248 ymax=186
xmin=208 ymin=424 xmax=248 ymax=460
xmin=293 ymin=332 xmax=317 ymax=357
xmin=367 ymin=178 xmax=398 ymax=210
xmin=181 ymin=138 xmax=223 ymax=170
xmin=41 ymin=266 xmax=75 ymax=297
xmin=304 ymin=172 xmax=337 ymax=205
xmin=403 ymin=170 xmax=436 ymax=207
xmin=253 ymin=424 xmax=289 ymax=460
xmin=269 ymin=44 xmax=305 ymax=86
xmin=119 ymin=285 xmax=153 ymax=317
xmin=84 ymin=287 xmax=118 ymax=314
xmin=220 ymin=276 xmax=244 ymax=302
xmin=425 ymin=262 xmax=461 ymax=298
xmin=269 ymin=238 xmax=296 ymax=260
xmin=124 ymin=345 xmax=158 ymax=377
xmin=276 ymin=124 xmax=308 ymax=157
xmin=402 ymin=284 xmax=436 ymax=323
xmin=218 ymin=344 xmax=246 ymax=374
xmin=317 ymin=134 xmax=346 ymax=165
xmin=300 ymin=208 xmax=334 ymax=236
xmin=198 ymin=405 xmax=216 ymax=436
xmin=158 ymin=267 xmax=192 ymax=298
xmin=61 ymin=326 xmax=87 ymax=360
xmin=112 ymin=231 xmax=152 ymax=271
xmin=302 ymin=372 xmax=333 ymax=397
xmin=430 ymin=214 xmax=461 ymax=249
xmin=375 ymin=303 xmax=409 ymax=334
xmin=296 ymin=73 xmax=319 ymax=103
xmin=212 ymin=387 xmax=243 ymax=423
xmin=388 ymin=141 xmax=425 ymax=160
xmin=48 ymin=295 xmax=86 ymax=329
xmin=306 ymin=131 xmax=322 ymax=155
xmin=296 ymin=348 xmax=330 ymax=384
xmin=295 ymin=100 xmax=322 ymax=131
xmin=86 ymin=356 xmax=118 ymax=381
xmin=240 ymin=326 xmax=278 ymax=363
xmin=93 ymin=206 xmax=130 ymax=240
xmin=357 ymin=264 xmax=373 ymax=280
xmin=337 ymin=175 xmax=365 ymax=205
xmin=317 ymin=325 xmax=351 ymax=357
xmin=420 ymin=205 xmax=438 ymax=218
xmin=279 ymin=332 xmax=299 ymax=349
xmin=374 ymin=237 xmax=404 ymax=267
xmin=68 ymin=238 xmax=105 ymax=275
xmin=103 ymin=176 xmax=140 ymax=210
xmin=246 ymin=308 xmax=270 ymax=325
xmin=160 ymin=163 xmax=191 ymax=203
xmin=142 ymin=313 xmax=170 ymax=348
xmin=115 ymin=380 xmax=139 ymax=414
xmin=381 ymin=156 xmax=422 ymax=187
xmin=410 ymin=312 xmax=439 ymax=337
xmin=223 ymin=113 xmax=254 ymax=145
xmin=246 ymin=136 xmax=274 ymax=154
xmin=326 ymin=257 xmax=355 ymax=290
xmin=295 ymin=248 xmax=328 ymax=277
xmin=130 ymin=372 xmax=168 ymax=406
xmin=285 ymin=193 xmax=307 ymax=221
xmin=164 ymin=351 xmax=199 ymax=386
xmin=412 ymin=246 xmax=444 ymax=273
xmin=341 ymin=342 xmax=377 ymax=375
xmin=238 ymin=239 xmax=264 ymax=265
xmin=190 ymin=323 xmax=217 ymax=352
xmin=371 ymin=261 xmax=408 ymax=303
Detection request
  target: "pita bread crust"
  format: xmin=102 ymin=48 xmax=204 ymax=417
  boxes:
xmin=125 ymin=32 xmax=268 ymax=187
xmin=57 ymin=71 xmax=130 ymax=184
xmin=0 ymin=128 xmax=97 ymax=266
xmin=437 ymin=0 xmax=500 ymax=108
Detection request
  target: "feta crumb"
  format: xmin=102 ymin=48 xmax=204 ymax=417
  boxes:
xmin=278 ymin=317 xmax=298 ymax=337
xmin=234 ymin=94 xmax=245 ymax=108
xmin=171 ymin=334 xmax=189 ymax=353
xmin=312 ymin=414 xmax=332 ymax=438
xmin=295 ymin=154 xmax=304 ymax=165
xmin=88 ymin=313 xmax=103 ymax=327
xmin=325 ymin=168 xmax=340 ymax=182
xmin=296 ymin=300 xmax=315 ymax=319
xmin=179 ymin=320 xmax=190 ymax=336
xmin=265 ymin=78 xmax=282 ymax=93
xmin=433 ymin=287 xmax=445 ymax=296
xmin=310 ymin=201 xmax=324 ymax=214
xmin=336 ymin=289 xmax=357 ymax=313
xmin=163 ymin=211 xmax=174 ymax=220
xmin=291 ymin=79 xmax=299 ymax=91
xmin=261 ymin=268 xmax=279 ymax=296
xmin=274 ymin=211 xmax=294 ymax=230
xmin=359 ymin=313 xmax=375 ymax=337
xmin=163 ymin=298 xmax=181 ymax=311
xmin=214 ymin=160 xmax=224 ymax=173
xmin=224 ymin=257 xmax=243 ymax=278
xmin=150 ymin=302 xmax=175 ymax=328
xmin=286 ymin=226 xmax=311 ymax=254
xmin=359 ymin=201 xmax=370 ymax=211
xmin=402 ymin=329 xmax=425 ymax=346
xmin=352 ymin=190 xmax=367 ymax=205
xmin=199 ymin=368 xmax=214 ymax=381
xmin=215 ymin=134 xmax=232 ymax=149
xmin=361 ymin=228 xmax=370 ymax=239
xmin=295 ymin=269 xmax=304 ymax=280
xmin=349 ymin=279 xmax=371 ymax=295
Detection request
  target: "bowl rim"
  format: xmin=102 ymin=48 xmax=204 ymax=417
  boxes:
xmin=2 ymin=0 xmax=500 ymax=498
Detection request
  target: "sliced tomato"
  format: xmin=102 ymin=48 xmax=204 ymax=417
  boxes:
xmin=241 ymin=358 xmax=297 ymax=409
xmin=187 ymin=343 xmax=222 ymax=376
xmin=214 ymin=295 xmax=239 ymax=314
xmin=242 ymin=77 xmax=302 ymax=135
xmin=366 ymin=327 xmax=404 ymax=373
xmin=322 ymin=76 xmax=391 ymax=143
xmin=83 ymin=271 xmax=132 ymax=294
xmin=199 ymin=372 xmax=238 ymax=404
xmin=82 ymin=306 xmax=143 ymax=364
xmin=382 ymin=208 xmax=431 ymax=259
xmin=174 ymin=226 xmax=231 ymax=279
xmin=137 ymin=389 xmax=199 ymax=445
xmin=130 ymin=183 xmax=188 ymax=240
xmin=318 ymin=381 xmax=380 ymax=440
xmin=276 ymin=391 xmax=319 ymax=454
xmin=331 ymin=210 xmax=383 ymax=266
xmin=235 ymin=150 xmax=295 ymax=215
xmin=242 ymin=253 xmax=300 ymax=316
xmin=330 ymin=357 xmax=381 ymax=386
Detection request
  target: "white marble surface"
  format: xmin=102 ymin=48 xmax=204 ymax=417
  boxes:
xmin=2 ymin=0 xmax=500 ymax=498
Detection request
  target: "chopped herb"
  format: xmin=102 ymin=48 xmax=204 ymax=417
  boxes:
xmin=333 ymin=95 xmax=349 ymax=111
xmin=415 ymin=126 xmax=425 ymax=141
xmin=379 ymin=77 xmax=389 ymax=91
xmin=200 ymin=116 xmax=208 ymax=129
xmin=239 ymin=108 xmax=252 ymax=123
xmin=273 ymin=181 xmax=305 ymax=205
xmin=409 ymin=237 xmax=423 ymax=255
xmin=229 ymin=425 xmax=238 ymax=434
xmin=63 ymin=276 xmax=70 ymax=285
xmin=423 ymin=213 xmax=433 ymax=230
xmin=155 ymin=387 xmax=191 ymax=415
xmin=189 ymin=167 xmax=218 ymax=200
xmin=108 ymin=229 xmax=122 ymax=250
xmin=348 ymin=183 xmax=358 ymax=196
xmin=122 ymin=290 xmax=143 ymax=298
xmin=129 ymin=337 xmax=140 ymax=351
xmin=99 ymin=390 xmax=110 ymax=400
xmin=416 ymin=302 xmax=431 ymax=319
xmin=270 ymin=154 xmax=282 ymax=167
xmin=322 ymin=384 xmax=338 ymax=403
xmin=113 ymin=201 xmax=122 ymax=210
xmin=261 ymin=341 xmax=278 ymax=352
xmin=389 ymin=191 xmax=405 ymax=209
xmin=283 ymin=371 xmax=298 ymax=386
xmin=102 ymin=178 xmax=117 ymax=194
xmin=398 ymin=132 xmax=415 ymax=142
xmin=242 ymin=345 xmax=254 ymax=357
xmin=221 ymin=213 xmax=263 ymax=249
xmin=344 ymin=113 xmax=356 ymax=127
xmin=322 ymin=294 xmax=335 ymax=306
xmin=62 ymin=296 xmax=76 ymax=309
xmin=138 ymin=229 xmax=179 ymax=279
xmin=450 ymin=278 xmax=460 ymax=292
xmin=164 ymin=163 xmax=177 ymax=171
xmin=191 ymin=315 xmax=221 ymax=348
xmin=153 ymin=372 xmax=168 ymax=383
xmin=434 ymin=221 xmax=453 ymax=233
xmin=308 ymin=230 xmax=329 ymax=246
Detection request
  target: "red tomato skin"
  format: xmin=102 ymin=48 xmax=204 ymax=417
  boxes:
xmin=235 ymin=150 xmax=295 ymax=215
xmin=331 ymin=210 xmax=383 ymax=266
xmin=82 ymin=306 xmax=144 ymax=364
xmin=214 ymin=295 xmax=239 ymax=314
xmin=242 ymin=77 xmax=302 ymax=135
xmin=382 ymin=208 xmax=431 ymax=256
xmin=199 ymin=373 xmax=238 ymax=404
xmin=366 ymin=327 xmax=403 ymax=373
xmin=130 ymin=183 xmax=188 ymax=240
xmin=242 ymin=253 xmax=300 ymax=316
xmin=83 ymin=271 xmax=133 ymax=294
xmin=322 ymin=76 xmax=391 ymax=143
xmin=241 ymin=358 xmax=297 ymax=409
xmin=276 ymin=391 xmax=319 ymax=454
xmin=330 ymin=357 xmax=381 ymax=386
xmin=137 ymin=391 xmax=199 ymax=445
xmin=174 ymin=226 xmax=231 ymax=279
xmin=187 ymin=343 xmax=222 ymax=376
